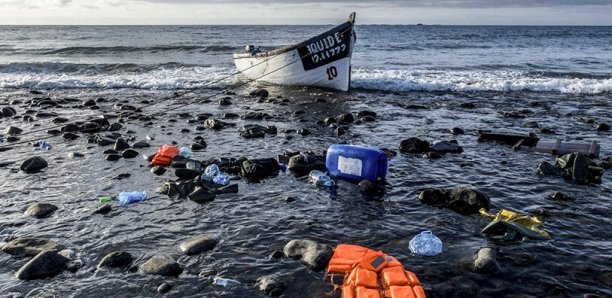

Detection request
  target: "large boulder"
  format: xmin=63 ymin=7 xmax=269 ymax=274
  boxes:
xmin=287 ymin=154 xmax=326 ymax=176
xmin=1 ymin=238 xmax=60 ymax=257
xmin=140 ymin=256 xmax=182 ymax=277
xmin=179 ymin=235 xmax=218 ymax=255
xmin=283 ymin=239 xmax=333 ymax=272
xmin=15 ymin=250 xmax=68 ymax=280
xmin=419 ymin=188 xmax=491 ymax=215
xmin=399 ymin=138 xmax=430 ymax=153
xmin=20 ymin=156 xmax=48 ymax=173
xmin=25 ymin=202 xmax=58 ymax=218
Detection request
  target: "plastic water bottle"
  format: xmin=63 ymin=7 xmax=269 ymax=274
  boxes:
xmin=409 ymin=231 xmax=443 ymax=256
xmin=212 ymin=173 xmax=231 ymax=186
xmin=179 ymin=147 xmax=191 ymax=158
xmin=116 ymin=191 xmax=147 ymax=206
xmin=34 ymin=140 xmax=53 ymax=151
xmin=202 ymin=164 xmax=221 ymax=181
xmin=309 ymin=170 xmax=336 ymax=187
xmin=213 ymin=277 xmax=241 ymax=287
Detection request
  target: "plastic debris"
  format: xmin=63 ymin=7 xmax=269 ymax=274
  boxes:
xmin=179 ymin=147 xmax=191 ymax=159
xmin=213 ymin=277 xmax=241 ymax=287
xmin=308 ymin=170 xmax=336 ymax=187
xmin=480 ymin=208 xmax=550 ymax=240
xmin=98 ymin=196 xmax=116 ymax=203
xmin=34 ymin=140 xmax=53 ymax=151
xmin=202 ymin=164 xmax=231 ymax=186
xmin=212 ymin=172 xmax=231 ymax=186
xmin=116 ymin=191 xmax=147 ymax=206
xmin=409 ymin=231 xmax=443 ymax=256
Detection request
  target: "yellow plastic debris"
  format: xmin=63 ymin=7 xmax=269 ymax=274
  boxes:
xmin=480 ymin=208 xmax=550 ymax=239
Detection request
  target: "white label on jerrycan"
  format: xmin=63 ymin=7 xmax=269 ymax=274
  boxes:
xmin=338 ymin=156 xmax=363 ymax=176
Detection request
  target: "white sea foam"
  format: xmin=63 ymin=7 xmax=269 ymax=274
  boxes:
xmin=351 ymin=68 xmax=612 ymax=94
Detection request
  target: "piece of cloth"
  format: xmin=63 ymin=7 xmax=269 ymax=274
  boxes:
xmin=480 ymin=208 xmax=550 ymax=240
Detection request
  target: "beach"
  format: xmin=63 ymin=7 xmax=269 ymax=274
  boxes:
xmin=0 ymin=25 xmax=611 ymax=297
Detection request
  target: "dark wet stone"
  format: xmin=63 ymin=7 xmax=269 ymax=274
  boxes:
xmin=93 ymin=204 xmax=112 ymax=215
xmin=179 ymin=235 xmax=218 ymax=255
xmin=500 ymin=111 xmax=525 ymax=118
xmin=175 ymin=168 xmax=201 ymax=180
xmin=82 ymin=99 xmax=96 ymax=107
xmin=108 ymin=123 xmax=122 ymax=131
xmin=121 ymin=149 xmax=139 ymax=159
xmin=540 ymin=128 xmax=556 ymax=134
xmin=284 ymin=196 xmax=297 ymax=203
xmin=103 ymin=149 xmax=118 ymax=154
xmin=404 ymin=104 xmax=427 ymax=109
xmin=472 ymin=247 xmax=499 ymax=273
xmin=215 ymin=184 xmax=239 ymax=194
xmin=459 ymin=102 xmax=476 ymax=109
xmin=323 ymin=117 xmax=336 ymax=126
xmin=297 ymin=128 xmax=311 ymax=136
xmin=270 ymin=250 xmax=284 ymax=259
xmin=105 ymin=154 xmax=122 ymax=162
xmin=337 ymin=113 xmax=354 ymax=123
xmin=239 ymin=124 xmax=266 ymax=139
xmin=97 ymin=251 xmax=134 ymax=269
xmin=219 ymin=97 xmax=232 ymax=106
xmin=399 ymin=137 xmax=430 ymax=153
xmin=150 ymin=166 xmax=166 ymax=176
xmin=358 ymin=180 xmax=384 ymax=195
xmin=450 ymin=127 xmax=465 ymax=135
xmin=4 ymin=126 xmax=23 ymax=135
xmin=419 ymin=188 xmax=491 ymax=215
xmin=548 ymin=192 xmax=574 ymax=202
xmin=205 ymin=119 xmax=228 ymax=130
xmin=140 ymin=256 xmax=182 ymax=277
xmin=35 ymin=111 xmax=58 ymax=118
xmin=68 ymin=152 xmax=84 ymax=158
xmin=79 ymin=122 xmax=102 ymax=133
xmin=25 ymin=202 xmax=58 ymax=218
xmin=63 ymin=133 xmax=80 ymax=140
xmin=241 ymin=158 xmax=280 ymax=180
xmin=430 ymin=140 xmax=463 ymax=154
xmin=61 ymin=124 xmax=80 ymax=132
xmin=361 ymin=116 xmax=376 ymax=122
xmin=597 ymin=123 xmax=610 ymax=131
xmin=187 ymin=187 xmax=217 ymax=204
xmin=6 ymin=136 xmax=20 ymax=142
xmin=249 ymin=89 xmax=269 ymax=98
xmin=191 ymin=139 xmax=207 ymax=151
xmin=1 ymin=238 xmax=59 ymax=257
xmin=2 ymin=107 xmax=17 ymax=117
xmin=283 ymin=239 xmax=333 ymax=272
xmin=335 ymin=127 xmax=347 ymax=136
xmin=15 ymin=250 xmax=68 ymax=280
xmin=222 ymin=112 xmax=240 ymax=119
xmin=20 ymin=156 xmax=48 ymax=173
xmin=52 ymin=117 xmax=69 ymax=124
xmin=523 ymin=121 xmax=540 ymax=128
xmin=158 ymin=282 xmax=173 ymax=294
xmin=356 ymin=110 xmax=377 ymax=118
xmin=258 ymin=275 xmax=288 ymax=297
xmin=111 ymin=173 xmax=131 ymax=180
xmin=132 ymin=140 xmax=150 ymax=148
xmin=423 ymin=151 xmax=443 ymax=159
xmin=180 ymin=128 xmax=190 ymax=133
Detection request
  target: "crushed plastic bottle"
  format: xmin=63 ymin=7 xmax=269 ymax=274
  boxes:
xmin=34 ymin=140 xmax=53 ymax=151
xmin=179 ymin=147 xmax=191 ymax=159
xmin=309 ymin=170 xmax=336 ymax=187
xmin=212 ymin=173 xmax=231 ymax=186
xmin=213 ymin=277 xmax=241 ymax=287
xmin=202 ymin=164 xmax=221 ymax=181
xmin=99 ymin=196 xmax=116 ymax=203
xmin=116 ymin=191 xmax=147 ymax=206
xmin=409 ymin=230 xmax=443 ymax=256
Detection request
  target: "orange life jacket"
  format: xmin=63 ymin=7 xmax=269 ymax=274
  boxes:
xmin=327 ymin=244 xmax=426 ymax=298
xmin=151 ymin=145 xmax=179 ymax=167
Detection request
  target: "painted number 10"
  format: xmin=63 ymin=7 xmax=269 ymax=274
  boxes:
xmin=326 ymin=66 xmax=338 ymax=80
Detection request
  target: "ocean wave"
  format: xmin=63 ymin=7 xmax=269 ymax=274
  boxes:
xmin=33 ymin=45 xmax=236 ymax=55
xmin=351 ymin=69 xmax=612 ymax=94
xmin=0 ymin=62 xmax=204 ymax=74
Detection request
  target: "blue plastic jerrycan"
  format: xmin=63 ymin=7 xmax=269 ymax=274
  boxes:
xmin=325 ymin=144 xmax=388 ymax=182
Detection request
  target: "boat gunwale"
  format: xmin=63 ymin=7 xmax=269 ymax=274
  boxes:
xmin=233 ymin=19 xmax=354 ymax=60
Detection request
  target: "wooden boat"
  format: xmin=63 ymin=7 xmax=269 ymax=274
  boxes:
xmin=233 ymin=12 xmax=356 ymax=91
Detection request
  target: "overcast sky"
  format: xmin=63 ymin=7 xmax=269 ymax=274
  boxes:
xmin=1 ymin=0 xmax=611 ymax=25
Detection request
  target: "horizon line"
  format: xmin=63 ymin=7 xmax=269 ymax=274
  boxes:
xmin=0 ymin=23 xmax=611 ymax=26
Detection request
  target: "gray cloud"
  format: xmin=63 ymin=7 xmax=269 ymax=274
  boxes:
xmin=134 ymin=0 xmax=612 ymax=7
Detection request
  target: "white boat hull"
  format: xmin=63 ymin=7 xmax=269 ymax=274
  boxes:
xmin=233 ymin=13 xmax=356 ymax=92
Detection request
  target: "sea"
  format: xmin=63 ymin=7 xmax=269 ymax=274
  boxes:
xmin=0 ymin=25 xmax=611 ymax=297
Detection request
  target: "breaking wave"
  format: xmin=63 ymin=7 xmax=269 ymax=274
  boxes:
xmin=4 ymin=45 xmax=237 ymax=55
xmin=351 ymin=68 xmax=612 ymax=94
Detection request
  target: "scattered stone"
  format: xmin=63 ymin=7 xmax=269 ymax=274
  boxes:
xmin=113 ymin=138 xmax=130 ymax=151
xmin=179 ymin=235 xmax=218 ymax=255
xmin=1 ymin=238 xmax=59 ymax=257
xmin=284 ymin=196 xmax=297 ymax=203
xmin=283 ymin=239 xmax=333 ymax=272
xmin=241 ymin=158 xmax=280 ymax=180
xmin=82 ymin=99 xmax=96 ymax=107
xmin=219 ymin=97 xmax=232 ymax=106
xmin=158 ymin=282 xmax=173 ymax=294
xmin=25 ymin=202 xmax=58 ymax=218
xmin=258 ymin=275 xmax=288 ymax=297
xmin=140 ymin=256 xmax=182 ymax=277
xmin=132 ymin=140 xmax=151 ymax=148
xmin=423 ymin=151 xmax=443 ymax=159
xmin=460 ymin=102 xmax=476 ymax=109
xmin=15 ymin=250 xmax=68 ymax=280
xmin=597 ymin=123 xmax=610 ymax=132
xmin=191 ymin=139 xmax=207 ymax=150
xmin=93 ymin=204 xmax=112 ymax=215
xmin=5 ymin=126 xmax=23 ymax=135
xmin=323 ymin=117 xmax=336 ymax=126
xmin=404 ymin=104 xmax=427 ymax=109
xmin=121 ymin=149 xmax=139 ymax=159
xmin=430 ymin=140 xmax=463 ymax=153
xmin=68 ymin=152 xmax=84 ymax=158
xmin=472 ymin=247 xmax=500 ymax=274
xmin=250 ymin=89 xmax=269 ymax=98
xmin=175 ymin=168 xmax=201 ymax=180
xmin=187 ymin=187 xmax=216 ymax=203
xmin=111 ymin=173 xmax=131 ymax=180
xmin=523 ymin=121 xmax=540 ymax=129
xmin=399 ymin=137 xmax=430 ymax=153
xmin=297 ymin=128 xmax=311 ymax=136
xmin=63 ymin=133 xmax=80 ymax=140
xmin=20 ymin=156 xmax=48 ymax=173
xmin=419 ymin=188 xmax=491 ymax=215
xmin=548 ymin=192 xmax=574 ymax=202
xmin=97 ymin=251 xmax=134 ymax=269
xmin=337 ymin=113 xmax=354 ymax=123
xmin=105 ymin=154 xmax=121 ymax=162
xmin=151 ymin=166 xmax=166 ymax=176
xmin=335 ymin=127 xmax=347 ymax=136
xmin=205 ymin=119 xmax=228 ymax=130
xmin=450 ymin=127 xmax=464 ymax=135
xmin=270 ymin=250 xmax=284 ymax=259
xmin=2 ymin=107 xmax=17 ymax=117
